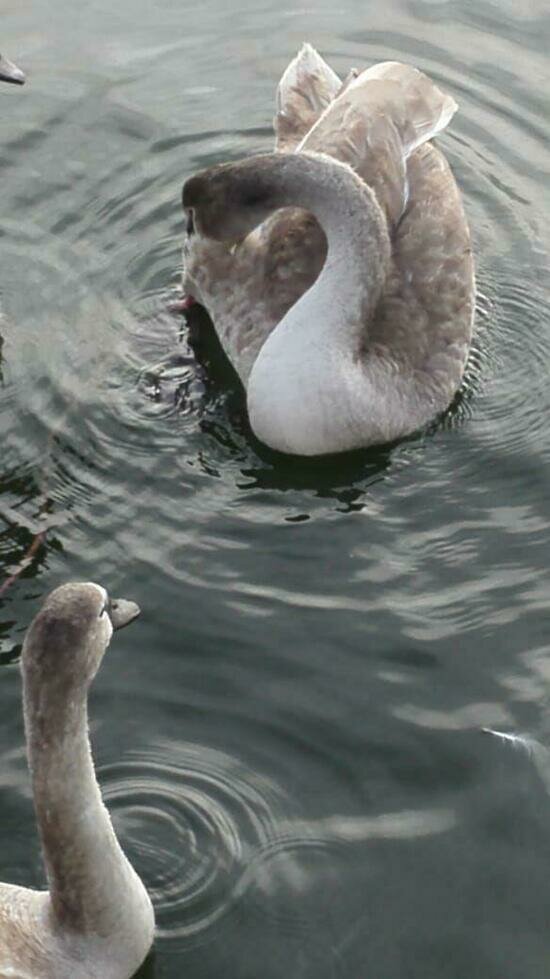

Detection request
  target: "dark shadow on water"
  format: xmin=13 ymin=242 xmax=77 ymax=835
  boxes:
xmin=185 ymin=302 xmax=240 ymax=393
xmin=133 ymin=950 xmax=157 ymax=979
xmin=240 ymin=439 xmax=396 ymax=507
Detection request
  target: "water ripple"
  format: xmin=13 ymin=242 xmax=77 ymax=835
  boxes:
xmin=102 ymin=740 xmax=286 ymax=947
xmin=2 ymin=7 xmax=550 ymax=976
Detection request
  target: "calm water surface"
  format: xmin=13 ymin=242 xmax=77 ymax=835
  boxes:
xmin=1 ymin=1 xmax=550 ymax=976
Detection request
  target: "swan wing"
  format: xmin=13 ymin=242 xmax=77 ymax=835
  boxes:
xmin=299 ymin=62 xmax=458 ymax=226
xmin=274 ymin=43 xmax=342 ymax=152
xmin=350 ymin=61 xmax=457 ymax=152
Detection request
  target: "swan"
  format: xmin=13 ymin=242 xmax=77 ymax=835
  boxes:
xmin=0 ymin=582 xmax=155 ymax=979
xmin=181 ymin=49 xmax=475 ymax=456
xmin=0 ymin=53 xmax=25 ymax=85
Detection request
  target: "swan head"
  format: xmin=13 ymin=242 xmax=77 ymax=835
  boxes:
xmin=0 ymin=53 xmax=25 ymax=85
xmin=21 ymin=582 xmax=140 ymax=693
xmin=182 ymin=155 xmax=281 ymax=242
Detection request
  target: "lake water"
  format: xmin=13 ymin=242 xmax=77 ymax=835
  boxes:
xmin=1 ymin=1 xmax=550 ymax=976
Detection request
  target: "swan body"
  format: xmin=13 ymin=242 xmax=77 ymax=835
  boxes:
xmin=0 ymin=53 xmax=25 ymax=85
xmin=181 ymin=46 xmax=474 ymax=455
xmin=0 ymin=583 xmax=154 ymax=979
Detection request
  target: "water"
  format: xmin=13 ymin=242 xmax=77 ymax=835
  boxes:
xmin=1 ymin=0 xmax=550 ymax=975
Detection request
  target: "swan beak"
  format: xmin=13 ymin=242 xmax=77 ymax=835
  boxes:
xmin=0 ymin=54 xmax=26 ymax=85
xmin=110 ymin=598 xmax=141 ymax=631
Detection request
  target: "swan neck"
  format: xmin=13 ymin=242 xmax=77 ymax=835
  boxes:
xmin=268 ymin=153 xmax=386 ymax=320
xmin=23 ymin=672 xmax=144 ymax=937
xmin=246 ymin=153 xmax=391 ymax=455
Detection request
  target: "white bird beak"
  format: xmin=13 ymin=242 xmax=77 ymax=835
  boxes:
xmin=0 ymin=54 xmax=26 ymax=86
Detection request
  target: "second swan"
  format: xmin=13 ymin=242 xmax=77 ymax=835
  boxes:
xmin=181 ymin=46 xmax=475 ymax=456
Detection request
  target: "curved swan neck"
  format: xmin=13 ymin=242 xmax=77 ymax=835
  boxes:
xmin=252 ymin=152 xmax=388 ymax=322
xmin=246 ymin=153 xmax=391 ymax=455
xmin=22 ymin=667 xmax=148 ymax=938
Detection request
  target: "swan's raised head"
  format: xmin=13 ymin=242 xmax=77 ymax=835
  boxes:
xmin=182 ymin=155 xmax=282 ymax=242
xmin=0 ymin=52 xmax=25 ymax=85
xmin=22 ymin=582 xmax=140 ymax=693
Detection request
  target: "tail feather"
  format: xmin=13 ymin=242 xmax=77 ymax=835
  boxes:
xmin=275 ymin=43 xmax=341 ymax=152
